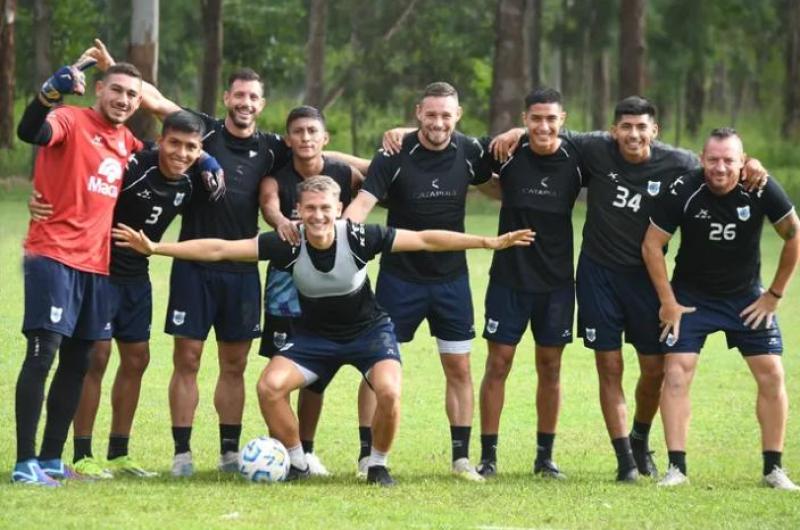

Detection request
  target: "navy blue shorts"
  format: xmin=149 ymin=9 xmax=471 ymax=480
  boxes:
xmin=375 ymin=271 xmax=475 ymax=343
xmin=259 ymin=314 xmax=298 ymax=358
xmin=482 ymin=280 xmax=574 ymax=346
xmin=22 ymin=255 xmax=111 ymax=340
xmin=276 ymin=317 xmax=401 ymax=393
xmin=663 ymin=285 xmax=783 ymax=356
xmin=164 ymin=259 xmax=261 ymax=342
xmin=576 ymin=253 xmax=660 ymax=354
xmin=108 ymin=276 xmax=152 ymax=343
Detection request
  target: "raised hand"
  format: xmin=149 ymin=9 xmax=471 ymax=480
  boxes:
xmin=39 ymin=58 xmax=96 ymax=106
xmin=486 ymin=228 xmax=535 ymax=250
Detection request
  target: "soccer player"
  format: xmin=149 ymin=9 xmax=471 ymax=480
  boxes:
xmin=476 ymin=88 xmax=582 ymax=479
xmin=259 ymin=105 xmax=363 ymax=475
xmin=13 ymin=60 xmax=144 ymax=486
xmin=343 ymin=82 xmax=498 ymax=481
xmin=88 ymin=40 xmax=290 ymax=476
xmin=113 ymin=175 xmax=534 ymax=487
xmin=642 ymin=128 xmax=800 ymax=490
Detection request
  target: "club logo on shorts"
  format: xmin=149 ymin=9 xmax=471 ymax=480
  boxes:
xmin=486 ymin=319 xmax=499 ymax=334
xmin=104 ymin=322 xmax=112 ymax=331
xmin=173 ymin=192 xmax=185 ymax=207
xmin=647 ymin=181 xmax=661 ymax=196
xmin=50 ymin=306 xmax=63 ymax=324
xmin=273 ymin=332 xmax=287 ymax=349
xmin=172 ymin=310 xmax=186 ymax=326
xmin=585 ymin=328 xmax=597 ymax=342
xmin=737 ymin=206 xmax=751 ymax=221
xmin=665 ymin=333 xmax=677 ymax=347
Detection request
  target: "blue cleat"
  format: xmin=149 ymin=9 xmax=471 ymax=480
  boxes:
xmin=11 ymin=459 xmax=61 ymax=487
xmin=38 ymin=458 xmax=89 ymax=481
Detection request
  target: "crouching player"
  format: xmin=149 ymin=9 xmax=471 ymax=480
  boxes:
xmin=642 ymin=128 xmax=800 ymax=490
xmin=113 ymin=175 xmax=533 ymax=486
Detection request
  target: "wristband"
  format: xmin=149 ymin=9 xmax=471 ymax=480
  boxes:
xmin=768 ymin=288 xmax=782 ymax=299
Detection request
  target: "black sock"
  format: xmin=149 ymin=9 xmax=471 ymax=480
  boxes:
xmin=74 ymin=436 xmax=93 ymax=463
xmin=219 ymin=424 xmax=241 ymax=455
xmin=629 ymin=420 xmax=651 ymax=450
xmin=536 ymin=432 xmax=555 ymax=462
xmin=172 ymin=426 xmax=192 ymax=455
xmin=668 ymin=451 xmax=687 ymax=475
xmin=763 ymin=451 xmax=782 ymax=476
xmin=358 ymin=426 xmax=372 ymax=460
xmin=107 ymin=435 xmax=130 ymax=460
xmin=301 ymin=440 xmax=314 ymax=454
xmin=480 ymin=434 xmax=498 ymax=463
xmin=451 ymin=426 xmax=471 ymax=462
xmin=612 ymin=437 xmax=636 ymax=471
xmin=15 ymin=331 xmax=60 ymax=462
xmin=38 ymin=337 xmax=92 ymax=461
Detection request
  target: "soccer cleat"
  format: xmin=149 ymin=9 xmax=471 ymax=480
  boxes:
xmin=452 ymin=457 xmax=486 ymax=482
xmin=356 ymin=457 xmax=369 ymax=479
xmin=11 ymin=460 xmax=61 ymax=487
xmin=107 ymin=455 xmax=158 ymax=478
xmin=657 ymin=464 xmax=689 ymax=487
xmin=366 ymin=465 xmax=396 ymax=487
xmin=171 ymin=451 xmax=194 ymax=478
xmin=616 ymin=465 xmax=639 ymax=483
xmin=763 ymin=466 xmax=800 ymax=491
xmin=476 ymin=460 xmax=497 ymax=478
xmin=632 ymin=446 xmax=659 ymax=478
xmin=533 ymin=459 xmax=567 ymax=480
xmin=74 ymin=457 xmax=114 ymax=479
xmin=217 ymin=451 xmax=239 ymax=473
xmin=305 ymin=453 xmax=330 ymax=477
xmin=284 ymin=465 xmax=311 ymax=482
xmin=39 ymin=458 xmax=90 ymax=481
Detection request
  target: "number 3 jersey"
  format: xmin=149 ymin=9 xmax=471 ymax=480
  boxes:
xmin=650 ymin=169 xmax=794 ymax=297
xmin=111 ymin=149 xmax=195 ymax=278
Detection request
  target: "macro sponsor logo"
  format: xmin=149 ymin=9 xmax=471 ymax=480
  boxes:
xmin=87 ymin=157 xmax=123 ymax=198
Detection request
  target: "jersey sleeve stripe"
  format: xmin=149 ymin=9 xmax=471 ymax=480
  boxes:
xmin=649 ymin=218 xmax=674 ymax=235
xmin=683 ymin=184 xmax=707 ymax=214
xmin=121 ymin=166 xmax=157 ymax=192
xmin=772 ymin=206 xmax=796 ymax=225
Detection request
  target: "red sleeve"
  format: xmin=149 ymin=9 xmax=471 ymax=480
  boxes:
xmin=129 ymin=132 xmax=144 ymax=153
xmin=45 ymin=106 xmax=77 ymax=146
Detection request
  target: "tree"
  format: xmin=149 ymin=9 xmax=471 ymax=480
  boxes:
xmin=304 ymin=0 xmax=327 ymax=108
xmin=127 ymin=0 xmax=159 ymax=140
xmin=527 ymin=0 xmax=542 ymax=87
xmin=489 ymin=0 xmax=528 ymax=135
xmin=33 ymin=0 xmax=51 ymax=89
xmin=0 ymin=0 xmax=16 ymax=148
xmin=618 ymin=0 xmax=646 ymax=98
xmin=783 ymin=0 xmax=800 ymax=137
xmin=587 ymin=0 xmax=614 ymax=130
xmin=200 ymin=0 xmax=222 ymax=115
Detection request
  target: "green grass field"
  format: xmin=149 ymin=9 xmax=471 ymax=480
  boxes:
xmin=0 ymin=188 xmax=798 ymax=529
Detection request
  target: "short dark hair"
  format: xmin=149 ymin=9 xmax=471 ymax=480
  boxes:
xmin=103 ymin=62 xmax=142 ymax=81
xmin=613 ymin=96 xmax=657 ymax=123
xmin=421 ymin=81 xmax=458 ymax=101
xmin=227 ymin=68 xmax=265 ymax=92
xmin=286 ymin=105 xmax=326 ymax=132
xmin=708 ymin=127 xmax=739 ymax=141
xmin=162 ymin=110 xmax=206 ymax=137
xmin=524 ymin=87 xmax=563 ymax=109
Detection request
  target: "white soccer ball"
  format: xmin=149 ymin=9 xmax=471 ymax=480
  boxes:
xmin=238 ymin=436 xmax=291 ymax=483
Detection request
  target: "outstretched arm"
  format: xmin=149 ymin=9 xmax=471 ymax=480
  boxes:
xmin=112 ymin=223 xmax=259 ymax=262
xmin=391 ymin=228 xmax=534 ymax=253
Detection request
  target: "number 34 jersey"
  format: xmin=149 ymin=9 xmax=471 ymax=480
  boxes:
xmin=650 ymin=169 xmax=794 ymax=297
xmin=571 ymin=133 xmax=698 ymax=270
xmin=111 ymin=149 xmax=196 ymax=278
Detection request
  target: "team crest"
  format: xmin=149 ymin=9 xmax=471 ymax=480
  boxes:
xmin=665 ymin=333 xmax=677 ymax=347
xmin=647 ymin=180 xmax=661 ymax=196
xmin=585 ymin=328 xmax=597 ymax=342
xmin=737 ymin=206 xmax=751 ymax=221
xmin=173 ymin=192 xmax=185 ymax=207
xmin=273 ymin=332 xmax=287 ymax=349
xmin=50 ymin=306 xmax=63 ymax=324
xmin=172 ymin=310 xmax=186 ymax=326
xmin=486 ymin=319 xmax=499 ymax=334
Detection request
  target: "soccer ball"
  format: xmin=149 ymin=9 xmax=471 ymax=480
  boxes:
xmin=238 ymin=436 xmax=291 ymax=483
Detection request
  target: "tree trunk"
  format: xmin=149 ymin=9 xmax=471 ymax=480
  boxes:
xmin=592 ymin=52 xmax=610 ymax=130
xmin=618 ymin=0 xmax=646 ymax=98
xmin=782 ymin=0 xmax=800 ymax=137
xmin=33 ymin=0 xmax=51 ymax=89
xmin=489 ymin=0 xmax=528 ymax=135
xmin=304 ymin=0 xmax=327 ymax=108
xmin=526 ymin=0 xmax=542 ymax=87
xmin=200 ymin=0 xmax=222 ymax=116
xmin=684 ymin=57 xmax=705 ymax=136
xmin=127 ymin=0 xmax=159 ymax=141
xmin=0 ymin=0 xmax=16 ymax=149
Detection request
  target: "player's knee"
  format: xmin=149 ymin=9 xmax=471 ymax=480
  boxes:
xmin=22 ymin=330 xmax=61 ymax=375
xmin=536 ymin=355 xmax=562 ymax=385
xmin=753 ymin=362 xmax=785 ymax=394
xmin=596 ymin=356 xmax=624 ymax=381
xmin=663 ymin=363 xmax=690 ymax=392
xmin=256 ymin=374 xmax=288 ymax=403
xmin=443 ymin=359 xmax=473 ymax=386
xmin=174 ymin=351 xmax=202 ymax=375
xmin=88 ymin=341 xmax=113 ymax=376
xmin=121 ymin=349 xmax=150 ymax=376
xmin=374 ymin=382 xmax=401 ymax=410
xmin=485 ymin=353 xmax=513 ymax=380
xmin=219 ymin=354 xmax=248 ymax=376
xmin=58 ymin=337 xmax=94 ymax=378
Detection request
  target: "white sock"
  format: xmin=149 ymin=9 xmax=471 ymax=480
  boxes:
xmin=287 ymin=444 xmax=308 ymax=470
xmin=367 ymin=447 xmax=388 ymax=468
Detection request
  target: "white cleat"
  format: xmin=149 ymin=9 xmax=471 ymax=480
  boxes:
xmin=356 ymin=457 xmax=369 ymax=479
xmin=657 ymin=464 xmax=689 ymax=487
xmin=305 ymin=453 xmax=330 ymax=476
xmin=763 ymin=467 xmax=800 ymax=491
xmin=452 ymin=457 xmax=485 ymax=483
xmin=171 ymin=451 xmax=194 ymax=478
xmin=218 ymin=451 xmax=239 ymax=473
